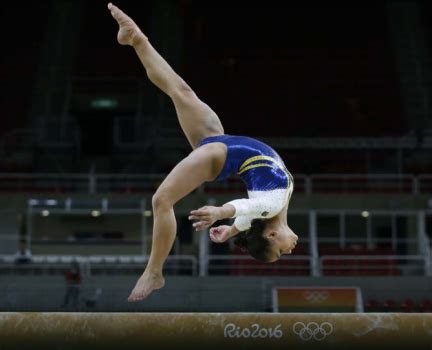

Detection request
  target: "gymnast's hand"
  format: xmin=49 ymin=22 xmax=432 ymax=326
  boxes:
xmin=189 ymin=205 xmax=223 ymax=231
xmin=209 ymin=225 xmax=236 ymax=243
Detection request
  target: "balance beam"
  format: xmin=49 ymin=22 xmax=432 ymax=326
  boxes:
xmin=1 ymin=312 xmax=431 ymax=350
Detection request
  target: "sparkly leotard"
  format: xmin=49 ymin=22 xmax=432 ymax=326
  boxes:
xmin=198 ymin=135 xmax=294 ymax=231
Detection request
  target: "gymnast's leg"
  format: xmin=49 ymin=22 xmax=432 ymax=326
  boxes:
xmin=108 ymin=3 xmax=226 ymax=300
xmin=131 ymin=146 xmax=221 ymax=301
xmin=108 ymin=2 xmax=224 ymax=148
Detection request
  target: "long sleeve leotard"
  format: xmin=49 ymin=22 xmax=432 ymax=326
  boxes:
xmin=198 ymin=135 xmax=294 ymax=231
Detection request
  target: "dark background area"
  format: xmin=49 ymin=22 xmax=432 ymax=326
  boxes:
xmin=0 ymin=0 xmax=432 ymax=173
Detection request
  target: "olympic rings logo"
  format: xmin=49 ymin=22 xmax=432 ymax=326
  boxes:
xmin=303 ymin=291 xmax=329 ymax=303
xmin=292 ymin=322 xmax=333 ymax=341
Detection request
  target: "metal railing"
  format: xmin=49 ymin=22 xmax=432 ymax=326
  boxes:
xmin=0 ymin=173 xmax=89 ymax=192
xmin=308 ymin=174 xmax=418 ymax=194
xmin=1 ymin=253 xmax=431 ymax=277
xmin=260 ymin=136 xmax=419 ymax=149
xmin=207 ymin=255 xmax=313 ymax=275
xmin=0 ymin=254 xmax=198 ymax=277
xmin=319 ymin=255 xmax=428 ymax=276
xmin=0 ymin=173 xmax=431 ymax=194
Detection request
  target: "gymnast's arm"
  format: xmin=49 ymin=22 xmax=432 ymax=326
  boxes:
xmin=189 ymin=204 xmax=237 ymax=231
xmin=189 ymin=193 xmax=284 ymax=231
xmin=224 ymin=195 xmax=286 ymax=231
xmin=226 ymin=195 xmax=284 ymax=221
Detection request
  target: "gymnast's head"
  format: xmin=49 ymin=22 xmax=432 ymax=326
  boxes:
xmin=234 ymin=219 xmax=298 ymax=263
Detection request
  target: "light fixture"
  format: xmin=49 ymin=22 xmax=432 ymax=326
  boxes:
xmin=91 ymin=210 xmax=101 ymax=217
xmin=361 ymin=211 xmax=369 ymax=218
xmin=143 ymin=210 xmax=152 ymax=217
xmin=41 ymin=210 xmax=50 ymax=217
xmin=91 ymin=98 xmax=118 ymax=109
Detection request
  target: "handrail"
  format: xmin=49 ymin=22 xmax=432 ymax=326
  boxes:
xmin=0 ymin=172 xmax=431 ymax=194
xmin=260 ymin=136 xmax=419 ymax=149
xmin=0 ymin=254 xmax=198 ymax=276
xmin=1 ymin=254 xmax=430 ymax=276
xmin=319 ymin=255 xmax=427 ymax=275
xmin=208 ymin=254 xmax=312 ymax=261
xmin=0 ymin=173 xmax=89 ymax=179
xmin=319 ymin=254 xmax=426 ymax=261
xmin=207 ymin=254 xmax=314 ymax=274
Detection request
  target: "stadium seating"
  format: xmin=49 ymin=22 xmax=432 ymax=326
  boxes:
xmin=365 ymin=298 xmax=432 ymax=312
xmin=320 ymin=246 xmax=401 ymax=276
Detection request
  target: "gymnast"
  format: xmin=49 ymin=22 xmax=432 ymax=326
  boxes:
xmin=107 ymin=3 xmax=298 ymax=302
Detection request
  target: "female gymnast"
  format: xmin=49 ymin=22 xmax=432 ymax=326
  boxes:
xmin=107 ymin=3 xmax=298 ymax=302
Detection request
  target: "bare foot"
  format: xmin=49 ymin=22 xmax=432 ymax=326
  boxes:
xmin=128 ymin=271 xmax=165 ymax=302
xmin=107 ymin=2 xmax=146 ymax=46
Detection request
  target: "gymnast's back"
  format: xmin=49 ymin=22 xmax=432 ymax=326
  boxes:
xmin=198 ymin=134 xmax=291 ymax=192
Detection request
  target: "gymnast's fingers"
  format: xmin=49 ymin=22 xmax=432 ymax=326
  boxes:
xmin=210 ymin=228 xmax=230 ymax=243
xmin=192 ymin=216 xmax=210 ymax=224
xmin=193 ymin=221 xmax=210 ymax=231
xmin=190 ymin=209 xmax=208 ymax=216
xmin=193 ymin=220 xmax=209 ymax=227
xmin=209 ymin=231 xmax=221 ymax=242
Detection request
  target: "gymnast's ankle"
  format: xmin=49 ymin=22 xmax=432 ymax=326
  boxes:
xmin=132 ymin=33 xmax=148 ymax=47
xmin=144 ymin=267 xmax=163 ymax=278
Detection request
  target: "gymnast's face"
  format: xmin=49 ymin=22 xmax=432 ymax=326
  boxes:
xmin=264 ymin=226 xmax=298 ymax=262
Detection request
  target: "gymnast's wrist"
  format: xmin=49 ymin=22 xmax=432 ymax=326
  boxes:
xmin=221 ymin=204 xmax=236 ymax=220
xmin=230 ymin=225 xmax=240 ymax=236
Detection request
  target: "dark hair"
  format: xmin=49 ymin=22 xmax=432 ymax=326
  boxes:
xmin=234 ymin=219 xmax=273 ymax=262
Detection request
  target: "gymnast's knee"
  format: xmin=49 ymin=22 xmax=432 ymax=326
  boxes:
xmin=152 ymin=191 xmax=174 ymax=212
xmin=169 ymin=80 xmax=194 ymax=100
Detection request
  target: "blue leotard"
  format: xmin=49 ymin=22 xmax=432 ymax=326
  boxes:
xmin=198 ymin=135 xmax=294 ymax=231
xmin=198 ymin=135 xmax=292 ymax=190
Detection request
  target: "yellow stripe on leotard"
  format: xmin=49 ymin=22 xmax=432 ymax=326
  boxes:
xmin=238 ymin=155 xmax=278 ymax=171
xmin=238 ymin=155 xmax=288 ymax=175
xmin=237 ymin=163 xmax=274 ymax=175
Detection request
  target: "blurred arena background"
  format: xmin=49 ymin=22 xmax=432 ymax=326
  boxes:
xmin=1 ymin=0 xmax=432 ymax=319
